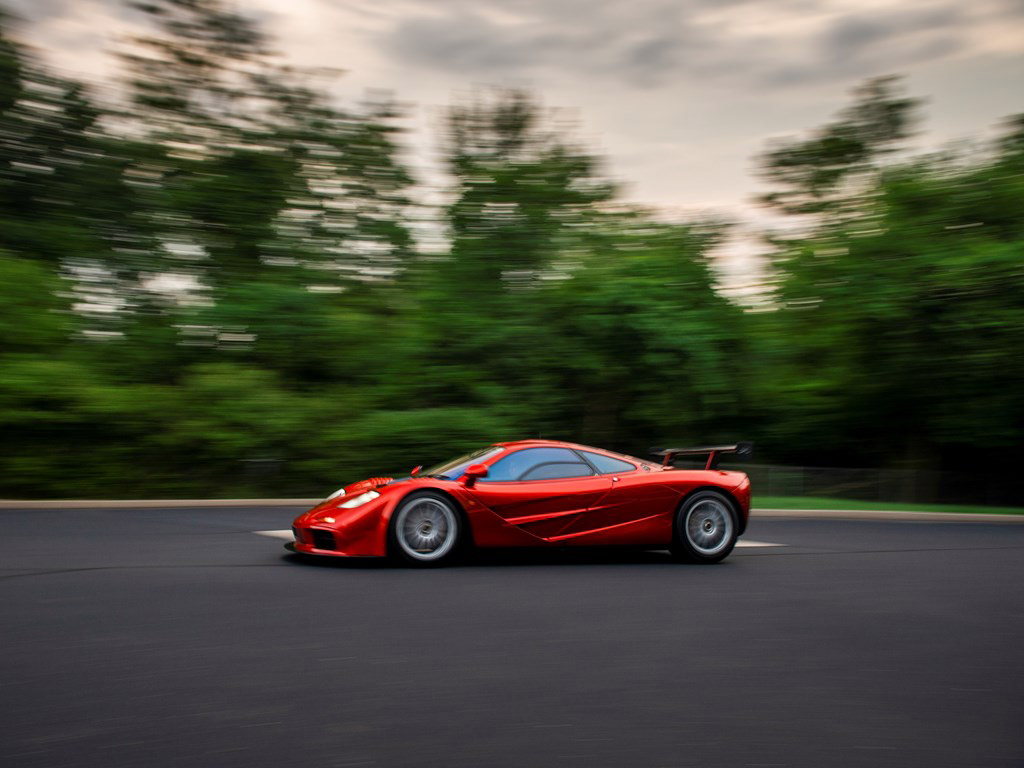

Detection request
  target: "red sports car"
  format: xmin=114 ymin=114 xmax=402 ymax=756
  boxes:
xmin=289 ymin=440 xmax=752 ymax=566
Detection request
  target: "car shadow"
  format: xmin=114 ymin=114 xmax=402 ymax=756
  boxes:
xmin=464 ymin=547 xmax=679 ymax=568
xmin=281 ymin=552 xmax=394 ymax=569
xmin=282 ymin=547 xmax=690 ymax=570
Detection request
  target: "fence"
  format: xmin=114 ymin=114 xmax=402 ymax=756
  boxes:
xmin=715 ymin=462 xmax=1018 ymax=507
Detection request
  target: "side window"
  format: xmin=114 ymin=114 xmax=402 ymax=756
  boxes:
xmin=521 ymin=462 xmax=593 ymax=481
xmin=482 ymin=447 xmax=590 ymax=482
xmin=579 ymin=451 xmax=637 ymax=475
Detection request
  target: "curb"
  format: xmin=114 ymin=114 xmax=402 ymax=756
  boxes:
xmin=1 ymin=499 xmax=1022 ymax=522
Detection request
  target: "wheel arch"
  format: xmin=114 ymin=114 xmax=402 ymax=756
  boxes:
xmin=675 ymin=485 xmax=747 ymax=536
xmin=390 ymin=486 xmax=475 ymax=549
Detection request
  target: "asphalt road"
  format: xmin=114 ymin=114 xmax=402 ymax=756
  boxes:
xmin=1 ymin=506 xmax=1022 ymax=768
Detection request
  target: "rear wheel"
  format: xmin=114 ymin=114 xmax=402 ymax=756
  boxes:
xmin=671 ymin=491 xmax=737 ymax=564
xmin=389 ymin=492 xmax=462 ymax=566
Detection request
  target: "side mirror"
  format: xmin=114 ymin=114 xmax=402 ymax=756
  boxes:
xmin=410 ymin=465 xmax=422 ymax=477
xmin=461 ymin=463 xmax=489 ymax=488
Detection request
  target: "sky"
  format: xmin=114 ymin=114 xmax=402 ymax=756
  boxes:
xmin=4 ymin=0 xmax=1024 ymax=288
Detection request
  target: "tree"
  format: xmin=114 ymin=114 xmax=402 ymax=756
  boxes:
xmin=533 ymin=213 xmax=747 ymax=448
xmin=0 ymin=16 xmax=153 ymax=273
xmin=759 ymin=76 xmax=919 ymax=217
xmin=754 ymin=81 xmax=1024 ymax=479
xmin=442 ymin=89 xmax=614 ymax=291
xmin=396 ymin=91 xmax=617 ymax=418
xmin=120 ymin=0 xmax=414 ymax=290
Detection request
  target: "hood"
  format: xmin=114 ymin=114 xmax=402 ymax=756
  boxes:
xmin=343 ymin=476 xmax=394 ymax=494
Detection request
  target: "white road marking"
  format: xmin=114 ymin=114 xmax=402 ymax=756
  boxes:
xmin=253 ymin=529 xmax=785 ymax=548
xmin=254 ymin=529 xmax=293 ymax=540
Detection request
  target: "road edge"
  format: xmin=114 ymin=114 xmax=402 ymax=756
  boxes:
xmin=0 ymin=499 xmax=319 ymax=509
xmin=753 ymin=508 xmax=1024 ymax=523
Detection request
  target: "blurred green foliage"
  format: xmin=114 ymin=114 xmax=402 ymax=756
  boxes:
xmin=0 ymin=3 xmax=1021 ymax=499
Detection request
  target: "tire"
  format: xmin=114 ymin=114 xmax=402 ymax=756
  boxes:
xmin=389 ymin=491 xmax=463 ymax=566
xmin=671 ymin=490 xmax=738 ymax=564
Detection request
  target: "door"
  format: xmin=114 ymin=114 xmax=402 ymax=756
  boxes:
xmin=467 ymin=447 xmax=613 ymax=540
xmin=553 ymin=450 xmax=678 ymax=544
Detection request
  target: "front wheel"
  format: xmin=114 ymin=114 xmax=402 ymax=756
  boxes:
xmin=389 ymin=492 xmax=463 ymax=566
xmin=671 ymin=491 xmax=737 ymax=564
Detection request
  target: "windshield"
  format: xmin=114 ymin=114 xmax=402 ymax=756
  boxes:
xmin=423 ymin=446 xmax=505 ymax=480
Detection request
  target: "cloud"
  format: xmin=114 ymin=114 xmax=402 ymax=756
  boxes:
xmin=386 ymin=1 xmax=721 ymax=89
xmin=388 ymin=13 xmax=551 ymax=75
xmin=3 ymin=0 xmax=76 ymax=22
xmin=381 ymin=0 xmax=1010 ymax=91
xmin=5 ymin=0 xmax=1023 ymax=276
xmin=625 ymin=35 xmax=679 ymax=79
xmin=9 ymin=0 xmax=1017 ymax=93
xmin=756 ymin=6 xmax=968 ymax=87
xmin=826 ymin=7 xmax=961 ymax=61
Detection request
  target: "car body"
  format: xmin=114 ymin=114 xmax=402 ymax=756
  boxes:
xmin=290 ymin=439 xmax=751 ymax=565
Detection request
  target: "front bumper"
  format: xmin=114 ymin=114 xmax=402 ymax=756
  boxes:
xmin=285 ymin=541 xmax=379 ymax=558
xmin=289 ymin=523 xmax=387 ymax=557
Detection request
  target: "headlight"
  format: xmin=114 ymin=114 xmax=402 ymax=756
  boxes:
xmin=339 ymin=490 xmax=380 ymax=508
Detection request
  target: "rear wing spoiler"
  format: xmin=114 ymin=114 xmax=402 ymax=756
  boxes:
xmin=650 ymin=442 xmax=753 ymax=470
